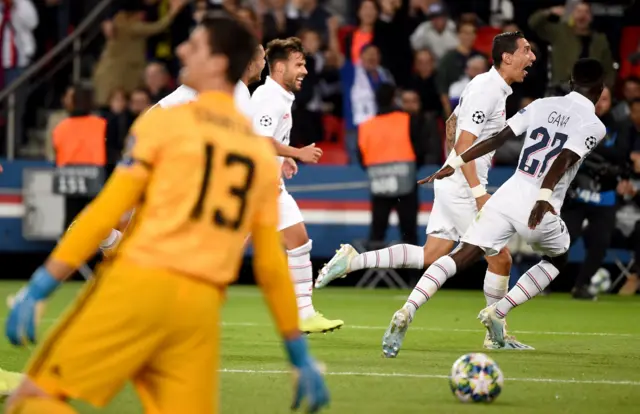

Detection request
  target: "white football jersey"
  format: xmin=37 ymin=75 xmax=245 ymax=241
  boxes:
xmin=154 ymin=82 xmax=253 ymax=119
xmin=436 ymin=67 xmax=513 ymax=198
xmin=494 ymin=91 xmax=607 ymax=220
xmin=250 ymin=76 xmax=294 ymax=165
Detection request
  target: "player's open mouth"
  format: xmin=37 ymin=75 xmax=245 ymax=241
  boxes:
xmin=523 ymin=63 xmax=533 ymax=77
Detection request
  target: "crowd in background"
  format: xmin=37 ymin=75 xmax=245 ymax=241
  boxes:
xmin=2 ymin=0 xmax=640 ymax=295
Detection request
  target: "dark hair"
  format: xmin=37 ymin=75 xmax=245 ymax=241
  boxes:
xmin=629 ymin=97 xmax=640 ymax=108
xmin=571 ymin=58 xmax=605 ymax=89
xmin=456 ymin=20 xmax=477 ymax=33
xmin=624 ymin=76 xmax=640 ymax=86
xmin=492 ymin=31 xmax=525 ymax=69
xmin=265 ymin=37 xmax=305 ymax=69
xmin=73 ymin=82 xmax=94 ymax=113
xmin=376 ymin=83 xmax=396 ymax=108
xmin=200 ymin=15 xmax=258 ymax=84
xmin=360 ymin=43 xmax=378 ymax=56
xmin=131 ymin=87 xmax=151 ymax=99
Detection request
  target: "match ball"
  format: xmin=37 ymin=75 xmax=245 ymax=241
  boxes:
xmin=589 ymin=268 xmax=611 ymax=295
xmin=449 ymin=353 xmax=504 ymax=403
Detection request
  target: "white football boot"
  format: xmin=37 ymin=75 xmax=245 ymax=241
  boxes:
xmin=381 ymin=307 xmax=412 ymax=358
xmin=315 ymin=244 xmax=358 ymax=288
xmin=478 ymin=303 xmax=507 ymax=347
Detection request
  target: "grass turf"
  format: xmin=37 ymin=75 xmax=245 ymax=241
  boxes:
xmin=0 ymin=282 xmax=638 ymax=413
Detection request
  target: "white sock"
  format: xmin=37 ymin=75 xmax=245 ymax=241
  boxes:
xmin=404 ymin=255 xmax=457 ymax=319
xmin=349 ymin=244 xmax=424 ymax=271
xmin=495 ymin=260 xmax=559 ymax=318
xmin=483 ymin=271 xmax=510 ymax=306
xmin=287 ymin=240 xmax=316 ymax=320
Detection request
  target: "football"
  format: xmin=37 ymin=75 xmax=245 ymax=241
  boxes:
xmin=589 ymin=267 xmax=611 ymax=295
xmin=449 ymin=353 xmax=504 ymax=403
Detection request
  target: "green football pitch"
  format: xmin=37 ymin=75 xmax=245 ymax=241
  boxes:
xmin=0 ymin=282 xmax=638 ymax=414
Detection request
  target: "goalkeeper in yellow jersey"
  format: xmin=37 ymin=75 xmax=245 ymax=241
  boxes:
xmin=4 ymin=15 xmax=329 ymax=414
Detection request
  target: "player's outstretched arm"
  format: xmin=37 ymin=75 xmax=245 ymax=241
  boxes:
xmin=5 ymin=168 xmax=146 ymax=346
xmin=528 ymin=149 xmax=580 ymax=229
xmin=272 ymin=140 xmax=323 ymax=164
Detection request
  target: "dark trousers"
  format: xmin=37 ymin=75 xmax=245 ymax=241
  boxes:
xmin=610 ymin=222 xmax=640 ymax=274
xmin=64 ymin=196 xmax=93 ymax=230
xmin=370 ymin=188 xmax=419 ymax=245
xmin=562 ymin=201 xmax=617 ymax=288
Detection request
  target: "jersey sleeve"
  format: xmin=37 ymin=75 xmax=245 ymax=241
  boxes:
xmin=456 ymin=89 xmax=499 ymax=138
xmin=251 ymin=98 xmax=282 ymax=138
xmin=119 ymin=110 xmax=169 ymax=168
xmin=506 ymin=101 xmax=536 ymax=136
xmin=563 ymin=121 xmax=607 ymax=159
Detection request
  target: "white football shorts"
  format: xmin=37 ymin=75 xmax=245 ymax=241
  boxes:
xmin=461 ymin=204 xmax=570 ymax=257
xmin=277 ymin=188 xmax=304 ymax=231
xmin=426 ymin=188 xmax=477 ymax=242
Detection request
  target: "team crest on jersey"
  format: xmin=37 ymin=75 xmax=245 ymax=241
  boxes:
xmin=472 ymin=110 xmax=486 ymax=124
xmin=585 ymin=136 xmax=597 ymax=150
xmin=259 ymin=115 xmax=272 ymax=127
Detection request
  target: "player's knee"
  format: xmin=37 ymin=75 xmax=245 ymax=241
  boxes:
xmin=543 ymin=253 xmax=568 ymax=271
xmin=488 ymin=248 xmax=512 ymax=271
xmin=286 ymin=239 xmax=312 ymax=256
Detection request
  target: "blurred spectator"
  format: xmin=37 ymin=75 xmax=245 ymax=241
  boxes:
xmin=611 ymin=77 xmax=640 ymax=123
xmin=237 ymin=5 xmax=261 ymax=41
xmin=144 ymin=61 xmax=172 ymax=103
xmin=343 ymin=0 xmax=377 ymax=65
xmin=262 ymin=0 xmax=300 ymax=46
xmin=52 ymin=83 xmax=107 ymax=228
xmin=129 ymin=87 xmax=152 ymax=116
xmin=45 ymin=84 xmax=74 ymax=162
xmin=406 ymin=49 xmax=442 ymax=116
xmin=104 ymin=88 xmax=130 ymax=176
xmin=562 ymin=87 xmax=633 ymax=300
xmin=528 ymin=2 xmax=615 ymax=88
xmin=629 ymin=99 xmax=640 ymax=149
xmin=612 ymin=179 xmax=640 ymax=295
xmin=448 ymin=54 xmax=487 ymax=110
xmin=291 ymin=27 xmax=324 ymax=146
xmin=93 ymin=0 xmax=187 ymax=107
xmin=357 ymin=83 xmax=427 ymax=245
xmin=192 ymin=0 xmax=208 ymax=23
xmin=342 ymin=43 xmax=394 ymax=163
xmin=1 ymin=0 xmax=39 ymax=146
xmin=292 ymin=0 xmax=332 ymax=45
xmin=373 ymin=0 xmax=413 ymax=87
xmin=399 ymin=88 xmax=441 ymax=164
xmin=409 ymin=3 xmax=458 ymax=60
xmin=436 ymin=20 xmax=482 ymax=117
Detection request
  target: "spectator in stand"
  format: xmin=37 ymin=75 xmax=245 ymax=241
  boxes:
xmin=435 ymin=20 xmax=482 ymax=117
xmin=144 ymin=61 xmax=172 ymax=104
xmin=341 ymin=43 xmax=394 ymax=164
xmin=448 ymin=54 xmax=487 ymax=110
xmin=1 ymin=0 xmax=39 ymax=147
xmin=399 ymin=88 xmax=441 ymax=164
xmin=406 ymin=48 xmax=442 ymax=117
xmin=104 ymin=88 xmax=130 ymax=177
xmin=613 ymin=177 xmax=640 ymax=296
xmin=343 ymin=0 xmax=377 ymax=65
xmin=612 ymin=77 xmax=640 ymax=123
xmin=410 ymin=2 xmax=458 ymax=60
xmin=528 ymin=2 xmax=615 ymax=88
xmin=129 ymin=87 xmax=152 ymax=117
xmin=45 ymin=85 xmax=74 ymax=162
xmin=373 ymin=0 xmax=413 ymax=87
xmin=92 ymin=0 xmax=187 ymax=108
xmin=237 ymin=5 xmax=261 ymax=40
xmin=262 ymin=0 xmax=300 ymax=46
xmin=293 ymin=0 xmax=332 ymax=45
xmin=192 ymin=0 xmax=208 ymax=23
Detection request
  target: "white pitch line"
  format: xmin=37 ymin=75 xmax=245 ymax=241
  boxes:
xmin=220 ymin=322 xmax=638 ymax=338
xmin=220 ymin=369 xmax=640 ymax=386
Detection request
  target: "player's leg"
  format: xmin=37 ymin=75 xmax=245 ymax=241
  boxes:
xmin=133 ymin=278 xmax=223 ymax=414
xmin=572 ymin=205 xmax=616 ymax=299
xmin=11 ymin=262 xmax=167 ymax=412
xmin=316 ymin=192 xmax=456 ymax=288
xmin=278 ymin=190 xmax=343 ymax=333
xmin=480 ymin=213 xmax=571 ymax=346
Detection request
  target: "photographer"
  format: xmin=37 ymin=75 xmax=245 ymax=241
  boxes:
xmin=561 ymin=87 xmax=633 ymax=299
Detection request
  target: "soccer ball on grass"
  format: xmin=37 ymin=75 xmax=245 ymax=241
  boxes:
xmin=449 ymin=353 xmax=503 ymax=403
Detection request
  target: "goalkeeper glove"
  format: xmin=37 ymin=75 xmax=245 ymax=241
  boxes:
xmin=6 ymin=267 xmax=60 ymax=346
xmin=285 ymin=336 xmax=330 ymax=413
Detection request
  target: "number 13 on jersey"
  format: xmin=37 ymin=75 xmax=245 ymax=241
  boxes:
xmin=191 ymin=143 xmax=255 ymax=230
